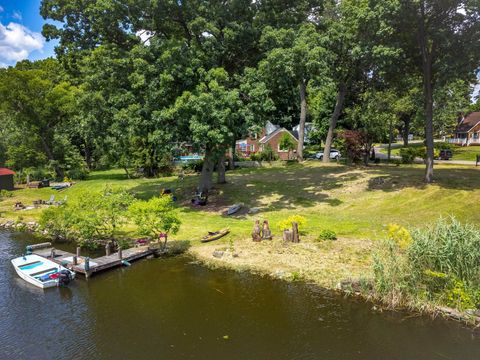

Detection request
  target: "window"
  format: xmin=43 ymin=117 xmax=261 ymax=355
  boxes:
xmin=239 ymin=143 xmax=247 ymax=152
xmin=250 ymin=144 xmax=255 ymax=152
xmin=251 ymin=133 xmax=258 ymax=140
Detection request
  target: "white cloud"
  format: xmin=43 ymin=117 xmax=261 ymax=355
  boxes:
xmin=473 ymin=84 xmax=480 ymax=102
xmin=12 ymin=11 xmax=22 ymax=20
xmin=0 ymin=22 xmax=45 ymax=63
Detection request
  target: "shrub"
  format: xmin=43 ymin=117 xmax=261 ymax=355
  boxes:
xmin=278 ymin=215 xmax=307 ymax=231
xmin=399 ymin=147 xmax=424 ymax=164
xmin=258 ymin=144 xmax=279 ymax=162
xmin=316 ymin=229 xmax=337 ymax=241
xmin=0 ymin=190 xmax=13 ymax=199
xmin=129 ymin=195 xmax=181 ymax=241
xmin=39 ymin=187 xmax=134 ymax=246
xmin=373 ymin=218 xmax=480 ymax=311
xmin=181 ymin=160 xmax=204 ymax=173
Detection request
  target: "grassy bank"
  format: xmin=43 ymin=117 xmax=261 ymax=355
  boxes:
xmin=2 ymin=162 xmax=480 ymax=309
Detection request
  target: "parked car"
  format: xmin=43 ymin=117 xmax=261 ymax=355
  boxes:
xmin=438 ymin=149 xmax=452 ymax=160
xmin=315 ymin=149 xmax=341 ymax=160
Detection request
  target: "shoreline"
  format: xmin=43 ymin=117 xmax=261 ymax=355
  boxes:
xmin=2 ymin=219 xmax=480 ymax=326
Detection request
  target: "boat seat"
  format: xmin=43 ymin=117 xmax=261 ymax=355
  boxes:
xmin=29 ymin=267 xmax=58 ymax=277
xmin=18 ymin=260 xmax=42 ymax=269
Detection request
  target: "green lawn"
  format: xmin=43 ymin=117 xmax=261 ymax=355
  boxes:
xmin=380 ymin=143 xmax=480 ymax=161
xmin=2 ymin=162 xmax=480 ymax=243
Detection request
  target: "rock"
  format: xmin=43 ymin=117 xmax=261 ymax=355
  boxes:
xmin=212 ymin=250 xmax=224 ymax=258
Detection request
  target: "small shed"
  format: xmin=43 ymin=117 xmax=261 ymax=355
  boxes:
xmin=0 ymin=168 xmax=15 ymax=191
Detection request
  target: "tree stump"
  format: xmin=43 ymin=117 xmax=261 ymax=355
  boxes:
xmin=292 ymin=222 xmax=300 ymax=243
xmin=283 ymin=229 xmax=293 ymax=242
xmin=261 ymin=220 xmax=272 ymax=240
xmin=252 ymin=220 xmax=262 ymax=242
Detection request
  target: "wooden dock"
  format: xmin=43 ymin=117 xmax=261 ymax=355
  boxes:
xmin=32 ymin=245 xmax=157 ymax=278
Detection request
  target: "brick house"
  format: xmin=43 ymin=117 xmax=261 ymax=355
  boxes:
xmin=449 ymin=112 xmax=480 ymax=146
xmin=236 ymin=121 xmax=299 ymax=160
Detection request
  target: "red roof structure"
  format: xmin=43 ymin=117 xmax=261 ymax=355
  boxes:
xmin=0 ymin=168 xmax=15 ymax=176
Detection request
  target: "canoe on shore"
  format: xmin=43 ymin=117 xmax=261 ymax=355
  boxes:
xmin=201 ymin=228 xmax=230 ymax=243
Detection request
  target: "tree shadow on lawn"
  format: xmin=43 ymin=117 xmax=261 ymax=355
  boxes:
xmin=87 ymin=171 xmax=131 ymax=181
xmin=366 ymin=165 xmax=480 ymax=192
xmin=152 ymin=167 xmax=350 ymax=214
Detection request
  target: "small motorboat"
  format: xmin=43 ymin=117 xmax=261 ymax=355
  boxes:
xmin=11 ymin=254 xmax=75 ymax=289
xmin=201 ymin=228 xmax=230 ymax=243
xmin=227 ymin=203 xmax=243 ymax=215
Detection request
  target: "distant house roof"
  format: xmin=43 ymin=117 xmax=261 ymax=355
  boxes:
xmin=0 ymin=168 xmax=15 ymax=176
xmin=259 ymin=128 xmax=299 ymax=144
xmin=456 ymin=112 xmax=480 ymax=133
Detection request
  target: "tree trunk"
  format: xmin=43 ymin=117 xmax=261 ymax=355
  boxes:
xmin=419 ymin=3 xmax=434 ymax=183
xmin=387 ymin=118 xmax=393 ymax=162
xmin=228 ymin=145 xmax=235 ymax=170
xmin=323 ymin=82 xmax=347 ymax=163
xmin=199 ymin=149 xmax=214 ymax=192
xmin=84 ymin=143 xmax=93 ymax=170
xmin=123 ymin=166 xmax=130 ymax=179
xmin=403 ymin=116 xmax=411 ymax=147
xmin=297 ymin=78 xmax=308 ymax=161
xmin=217 ymin=154 xmax=226 ymax=184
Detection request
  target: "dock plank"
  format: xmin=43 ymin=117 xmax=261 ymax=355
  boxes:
xmin=32 ymin=245 xmax=156 ymax=277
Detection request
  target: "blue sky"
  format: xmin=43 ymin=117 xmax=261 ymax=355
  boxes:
xmin=0 ymin=0 xmax=57 ymax=67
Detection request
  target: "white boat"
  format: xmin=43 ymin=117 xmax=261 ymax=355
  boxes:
xmin=11 ymin=254 xmax=75 ymax=289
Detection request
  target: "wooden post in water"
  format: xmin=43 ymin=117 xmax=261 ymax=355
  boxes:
xmin=118 ymin=248 xmax=123 ymax=260
xmin=292 ymin=222 xmax=300 ymax=243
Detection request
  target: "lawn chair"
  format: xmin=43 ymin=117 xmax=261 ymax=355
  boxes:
xmin=56 ymin=196 xmax=68 ymax=206
xmin=46 ymin=195 xmax=55 ymax=205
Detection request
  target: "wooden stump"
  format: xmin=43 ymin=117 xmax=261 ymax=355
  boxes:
xmin=283 ymin=230 xmax=293 ymax=242
xmin=292 ymin=222 xmax=300 ymax=243
xmin=262 ymin=220 xmax=272 ymax=240
xmin=252 ymin=220 xmax=262 ymax=242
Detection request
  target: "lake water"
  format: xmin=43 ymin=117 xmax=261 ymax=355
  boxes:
xmin=1 ymin=230 xmax=480 ymax=359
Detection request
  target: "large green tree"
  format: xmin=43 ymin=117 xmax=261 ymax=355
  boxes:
xmin=387 ymin=0 xmax=480 ymax=182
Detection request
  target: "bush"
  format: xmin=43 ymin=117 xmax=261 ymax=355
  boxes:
xmin=258 ymin=144 xmax=279 ymax=162
xmin=39 ymin=187 xmax=134 ymax=246
xmin=373 ymin=218 xmax=480 ymax=311
xmin=316 ymin=229 xmax=337 ymax=241
xmin=278 ymin=215 xmax=307 ymax=231
xmin=129 ymin=195 xmax=181 ymax=247
xmin=181 ymin=160 xmax=204 ymax=173
xmin=0 ymin=190 xmax=13 ymax=199
xmin=399 ymin=147 xmax=424 ymax=164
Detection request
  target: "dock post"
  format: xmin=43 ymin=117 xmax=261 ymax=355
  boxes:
xmin=76 ymin=247 xmax=81 ymax=258
xmin=118 ymin=248 xmax=123 ymax=260
xmin=105 ymin=242 xmax=111 ymax=256
xmin=84 ymin=257 xmax=90 ymax=272
xmin=50 ymin=248 xmax=56 ymax=259
xmin=72 ymin=255 xmax=77 ymax=265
